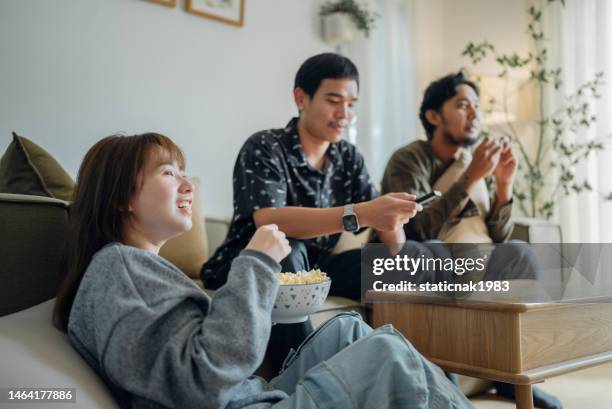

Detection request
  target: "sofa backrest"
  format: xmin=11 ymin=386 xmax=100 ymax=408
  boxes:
xmin=204 ymin=218 xmax=229 ymax=256
xmin=510 ymin=217 xmax=562 ymax=243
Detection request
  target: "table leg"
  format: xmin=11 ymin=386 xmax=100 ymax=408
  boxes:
xmin=515 ymin=384 xmax=534 ymax=409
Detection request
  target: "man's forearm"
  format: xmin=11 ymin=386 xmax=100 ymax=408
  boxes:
xmin=253 ymin=207 xmax=346 ymax=239
xmin=492 ymin=183 xmax=513 ymax=216
xmin=252 ymin=197 xmax=412 ymax=239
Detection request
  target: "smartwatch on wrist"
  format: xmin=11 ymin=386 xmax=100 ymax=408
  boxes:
xmin=342 ymin=204 xmax=360 ymax=233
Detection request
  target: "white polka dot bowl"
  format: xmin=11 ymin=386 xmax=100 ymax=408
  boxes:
xmin=272 ymin=279 xmax=331 ymax=324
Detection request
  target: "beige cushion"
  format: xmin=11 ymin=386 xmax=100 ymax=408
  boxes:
xmin=0 ymin=299 xmax=119 ymax=409
xmin=159 ymin=177 xmax=208 ymax=278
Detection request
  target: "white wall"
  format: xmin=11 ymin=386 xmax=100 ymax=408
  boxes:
xmin=0 ymin=0 xmax=330 ymax=219
xmin=0 ymin=0 xmax=530 ymax=218
xmin=411 ymin=0 xmax=530 ymax=128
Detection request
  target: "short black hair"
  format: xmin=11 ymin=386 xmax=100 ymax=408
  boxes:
xmin=419 ymin=71 xmax=479 ymax=139
xmin=294 ymin=53 xmax=359 ymax=97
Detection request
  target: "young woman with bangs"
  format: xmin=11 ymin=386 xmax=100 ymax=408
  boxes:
xmin=53 ymin=133 xmax=472 ymax=409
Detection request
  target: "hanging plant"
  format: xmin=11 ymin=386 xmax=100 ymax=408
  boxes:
xmin=320 ymin=0 xmax=380 ymax=38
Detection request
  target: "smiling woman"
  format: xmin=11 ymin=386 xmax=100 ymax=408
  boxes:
xmin=52 ymin=132 xmax=190 ymax=331
xmin=122 ymin=146 xmax=194 ymax=253
xmin=50 ymin=132 xmax=473 ymax=409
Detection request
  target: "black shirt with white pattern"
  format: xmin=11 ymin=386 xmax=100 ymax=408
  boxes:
xmin=201 ymin=117 xmax=378 ymax=289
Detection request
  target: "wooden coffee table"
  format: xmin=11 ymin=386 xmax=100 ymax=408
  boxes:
xmin=370 ymin=292 xmax=612 ymax=409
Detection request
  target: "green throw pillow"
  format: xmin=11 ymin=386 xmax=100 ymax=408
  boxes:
xmin=0 ymin=132 xmax=75 ymax=201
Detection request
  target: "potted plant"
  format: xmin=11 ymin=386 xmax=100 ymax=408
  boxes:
xmin=320 ymin=0 xmax=379 ymax=46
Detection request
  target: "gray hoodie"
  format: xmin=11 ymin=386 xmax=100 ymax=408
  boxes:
xmin=68 ymin=243 xmax=288 ymax=409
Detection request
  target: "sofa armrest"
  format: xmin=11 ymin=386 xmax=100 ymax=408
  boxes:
xmin=510 ymin=217 xmax=562 ymax=243
xmin=0 ymin=194 xmax=69 ymax=316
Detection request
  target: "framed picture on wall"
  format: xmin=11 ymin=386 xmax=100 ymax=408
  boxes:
xmin=187 ymin=0 xmax=245 ymax=27
xmin=146 ymin=0 xmax=176 ymax=7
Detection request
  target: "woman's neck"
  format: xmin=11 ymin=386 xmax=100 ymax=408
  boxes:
xmin=122 ymin=225 xmax=164 ymax=255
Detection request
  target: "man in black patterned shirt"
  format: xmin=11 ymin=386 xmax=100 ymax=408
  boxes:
xmin=202 ymin=53 xmax=421 ymax=299
xmin=201 ymin=53 xmax=422 ymax=374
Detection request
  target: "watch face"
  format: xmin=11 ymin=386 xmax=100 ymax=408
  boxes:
xmin=343 ymin=215 xmax=359 ymax=232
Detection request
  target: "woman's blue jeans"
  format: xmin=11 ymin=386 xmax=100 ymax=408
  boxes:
xmin=270 ymin=312 xmax=474 ymax=409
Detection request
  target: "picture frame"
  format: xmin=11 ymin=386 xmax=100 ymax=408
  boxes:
xmin=187 ymin=0 xmax=245 ymax=27
xmin=147 ymin=0 xmax=176 ymax=7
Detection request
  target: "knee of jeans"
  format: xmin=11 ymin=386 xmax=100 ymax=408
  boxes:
xmin=325 ymin=312 xmax=370 ymax=339
xmin=367 ymin=326 xmax=419 ymax=360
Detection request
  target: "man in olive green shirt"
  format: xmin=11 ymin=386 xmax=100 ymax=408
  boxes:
xmin=382 ymin=72 xmax=515 ymax=243
xmin=381 ymin=72 xmax=562 ymax=409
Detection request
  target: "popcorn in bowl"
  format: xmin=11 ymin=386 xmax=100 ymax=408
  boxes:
xmin=272 ymin=269 xmax=331 ymax=324
xmin=277 ymin=269 xmax=328 ymax=285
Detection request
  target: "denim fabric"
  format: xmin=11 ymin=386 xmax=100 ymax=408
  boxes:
xmin=270 ymin=312 xmax=474 ymax=409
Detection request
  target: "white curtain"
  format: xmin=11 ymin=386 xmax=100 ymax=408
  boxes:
xmin=544 ymin=0 xmax=612 ymax=243
xmin=342 ymin=0 xmax=417 ymax=186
